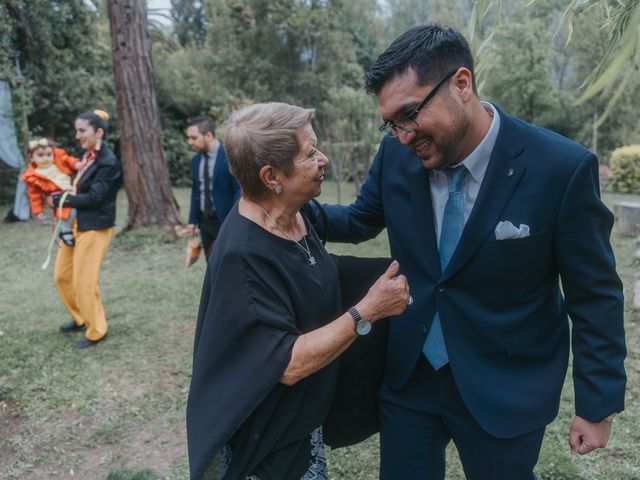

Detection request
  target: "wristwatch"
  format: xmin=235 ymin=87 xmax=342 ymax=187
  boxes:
xmin=348 ymin=306 xmax=372 ymax=336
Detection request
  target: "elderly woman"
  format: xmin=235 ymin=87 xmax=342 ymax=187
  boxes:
xmin=186 ymin=102 xmax=410 ymax=480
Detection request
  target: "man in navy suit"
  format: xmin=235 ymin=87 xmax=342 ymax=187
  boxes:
xmin=186 ymin=116 xmax=240 ymax=258
xmin=317 ymin=24 xmax=626 ymax=479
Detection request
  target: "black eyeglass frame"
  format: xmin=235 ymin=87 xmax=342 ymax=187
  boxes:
xmin=378 ymin=69 xmax=459 ymax=136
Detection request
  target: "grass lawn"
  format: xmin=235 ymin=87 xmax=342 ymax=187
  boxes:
xmin=0 ymin=182 xmax=638 ymax=479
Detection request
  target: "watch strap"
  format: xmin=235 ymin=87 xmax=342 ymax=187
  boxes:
xmin=348 ymin=306 xmax=362 ymax=323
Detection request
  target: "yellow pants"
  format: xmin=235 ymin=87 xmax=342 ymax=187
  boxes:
xmin=54 ymin=227 xmax=114 ymax=341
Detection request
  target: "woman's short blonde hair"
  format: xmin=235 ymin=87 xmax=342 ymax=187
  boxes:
xmin=224 ymin=102 xmax=315 ymax=199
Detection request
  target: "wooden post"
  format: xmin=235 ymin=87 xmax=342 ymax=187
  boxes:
xmin=614 ymin=202 xmax=640 ymax=235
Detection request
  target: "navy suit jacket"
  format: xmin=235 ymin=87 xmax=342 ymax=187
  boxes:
xmin=319 ymin=106 xmax=626 ymax=438
xmin=188 ymin=142 xmax=240 ymax=225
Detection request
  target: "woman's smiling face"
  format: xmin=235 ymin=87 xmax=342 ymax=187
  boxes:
xmin=75 ymin=118 xmax=101 ymax=151
xmin=279 ymin=124 xmax=329 ymax=203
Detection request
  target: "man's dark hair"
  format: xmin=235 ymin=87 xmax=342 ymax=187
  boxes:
xmin=364 ymin=23 xmax=476 ymax=95
xmin=188 ymin=116 xmax=216 ymax=136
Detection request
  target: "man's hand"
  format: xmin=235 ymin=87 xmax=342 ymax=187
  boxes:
xmin=45 ymin=195 xmax=54 ymax=208
xmin=185 ymin=224 xmax=197 ymax=236
xmin=569 ymin=415 xmax=613 ymax=455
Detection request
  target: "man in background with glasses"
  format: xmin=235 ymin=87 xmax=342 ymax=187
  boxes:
xmin=314 ymin=23 xmax=626 ymax=479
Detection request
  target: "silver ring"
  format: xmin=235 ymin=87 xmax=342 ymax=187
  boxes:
xmin=407 ymin=295 xmax=414 ymax=306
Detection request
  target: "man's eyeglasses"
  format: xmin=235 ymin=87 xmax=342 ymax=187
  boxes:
xmin=378 ymin=70 xmax=458 ymax=137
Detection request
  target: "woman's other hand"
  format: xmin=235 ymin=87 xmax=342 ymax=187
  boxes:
xmin=45 ymin=195 xmax=54 ymax=208
xmin=356 ymin=260 xmax=409 ymax=322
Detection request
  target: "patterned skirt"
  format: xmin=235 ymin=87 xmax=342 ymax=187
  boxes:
xmin=219 ymin=427 xmax=328 ymax=480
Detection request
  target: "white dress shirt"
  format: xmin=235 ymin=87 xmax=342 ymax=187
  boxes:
xmin=429 ymin=102 xmax=501 ymax=246
xmin=199 ymin=141 xmax=219 ymax=213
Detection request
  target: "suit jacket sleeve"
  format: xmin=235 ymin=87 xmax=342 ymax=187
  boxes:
xmin=555 ymin=151 xmax=626 ymax=422
xmin=320 ymin=137 xmax=389 ymax=243
xmin=189 ymin=154 xmax=200 ymax=225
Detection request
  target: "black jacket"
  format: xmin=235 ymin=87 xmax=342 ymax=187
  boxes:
xmin=323 ymin=255 xmax=391 ymax=448
xmin=65 ymin=145 xmax=122 ymax=231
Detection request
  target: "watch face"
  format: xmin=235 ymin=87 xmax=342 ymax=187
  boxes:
xmin=356 ymin=319 xmax=372 ymax=336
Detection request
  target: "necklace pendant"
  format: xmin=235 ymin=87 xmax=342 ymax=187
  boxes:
xmin=308 ymin=256 xmax=317 ymax=267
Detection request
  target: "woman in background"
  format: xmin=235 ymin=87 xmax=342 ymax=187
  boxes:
xmin=52 ymin=109 xmax=122 ymax=349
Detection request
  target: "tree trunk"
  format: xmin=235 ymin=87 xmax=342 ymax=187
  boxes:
xmin=614 ymin=202 xmax=640 ymax=236
xmin=108 ymin=0 xmax=181 ymax=230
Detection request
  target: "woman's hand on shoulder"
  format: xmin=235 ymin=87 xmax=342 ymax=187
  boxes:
xmin=356 ymin=260 xmax=409 ymax=322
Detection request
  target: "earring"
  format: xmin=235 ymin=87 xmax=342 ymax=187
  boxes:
xmin=274 ymin=185 xmax=282 ymax=194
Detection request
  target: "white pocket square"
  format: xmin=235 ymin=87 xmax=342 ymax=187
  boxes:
xmin=495 ymin=221 xmax=530 ymax=240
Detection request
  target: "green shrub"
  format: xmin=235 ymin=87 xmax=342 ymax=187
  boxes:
xmin=610 ymin=145 xmax=640 ymax=193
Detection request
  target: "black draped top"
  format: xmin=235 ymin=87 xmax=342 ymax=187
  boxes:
xmin=187 ymin=205 xmax=342 ymax=480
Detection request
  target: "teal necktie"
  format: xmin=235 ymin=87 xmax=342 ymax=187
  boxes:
xmin=423 ymin=166 xmax=467 ymax=369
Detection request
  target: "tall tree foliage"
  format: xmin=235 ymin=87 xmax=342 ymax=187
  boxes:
xmin=171 ymin=0 xmax=206 ymax=46
xmin=336 ymin=0 xmax=387 ymax=72
xmin=6 ymin=0 xmax=633 ymax=200
xmin=201 ymin=0 xmax=362 ymax=111
xmin=0 ymin=0 xmax=114 ymax=148
xmin=467 ymin=0 xmax=640 ymax=158
xmin=481 ymin=20 xmax=564 ymax=131
xmin=561 ymin=0 xmax=640 ymax=106
xmin=154 ymin=0 xmax=377 ymax=188
xmin=385 ymin=0 xmax=466 ymax=42
xmin=561 ymin=5 xmax=640 ymax=157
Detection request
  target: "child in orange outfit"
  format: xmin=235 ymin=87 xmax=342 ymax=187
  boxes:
xmin=22 ymin=137 xmax=85 ymax=246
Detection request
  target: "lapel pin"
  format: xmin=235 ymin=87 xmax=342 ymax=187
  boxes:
xmin=507 ymin=169 xmax=514 ymax=177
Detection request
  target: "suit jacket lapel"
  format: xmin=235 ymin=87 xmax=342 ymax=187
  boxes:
xmin=406 ymin=150 xmax=441 ymax=278
xmin=441 ymin=114 xmax=527 ymax=282
xmin=76 ymin=155 xmax=99 ymax=188
xmin=212 ymin=144 xmax=225 ymax=189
